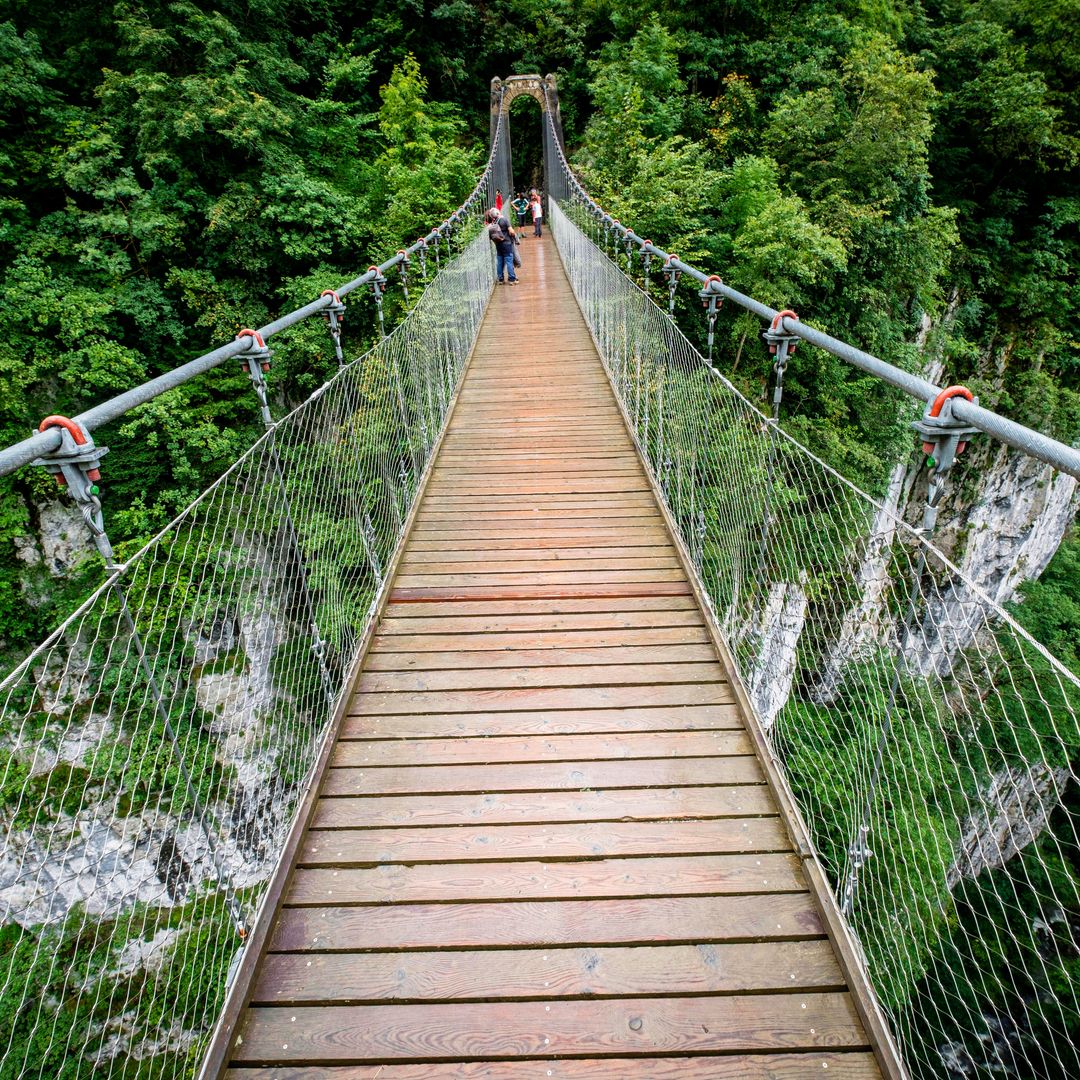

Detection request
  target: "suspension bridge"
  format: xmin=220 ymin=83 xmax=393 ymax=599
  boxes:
xmin=0 ymin=76 xmax=1077 ymax=1080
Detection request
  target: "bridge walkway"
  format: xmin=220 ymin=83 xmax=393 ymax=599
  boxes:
xmin=223 ymin=235 xmax=883 ymax=1077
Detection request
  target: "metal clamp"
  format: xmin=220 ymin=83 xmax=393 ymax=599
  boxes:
xmin=640 ymin=240 xmax=653 ymax=285
xmin=367 ymin=267 xmax=388 ymax=338
xmin=912 ymin=386 xmax=979 ymax=478
xmin=397 ymin=250 xmax=410 ymax=306
xmin=663 ymin=255 xmax=682 ymax=318
xmin=911 ymin=385 xmax=979 ymax=533
xmin=236 ymin=329 xmax=274 ymax=429
xmin=761 ymin=310 xmax=799 ymax=418
xmin=320 ymin=291 xmax=347 ymax=368
xmin=699 ymin=275 xmax=724 ymax=362
xmin=762 ymin=309 xmax=799 ymax=357
xmin=31 ymin=416 xmax=116 ymax=566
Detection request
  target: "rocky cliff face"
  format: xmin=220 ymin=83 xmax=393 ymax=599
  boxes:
xmin=905 ymin=448 xmax=1077 ymax=676
xmin=0 ymin=556 xmax=304 ymax=932
xmin=738 ymin=578 xmax=808 ymax=734
xmin=948 ymin=762 xmax=1071 ymax=887
xmin=810 ymin=461 xmax=911 ymax=705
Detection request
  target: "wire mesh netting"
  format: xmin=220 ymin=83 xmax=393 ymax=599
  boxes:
xmin=550 ymin=196 xmax=1080 ymax=1080
xmin=0 ymin=219 xmax=493 ymax=1078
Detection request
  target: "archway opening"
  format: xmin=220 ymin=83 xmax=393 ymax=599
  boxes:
xmin=508 ymin=94 xmax=544 ymax=199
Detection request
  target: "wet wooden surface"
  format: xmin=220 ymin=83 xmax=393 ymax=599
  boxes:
xmin=225 ymin=235 xmax=880 ymax=1077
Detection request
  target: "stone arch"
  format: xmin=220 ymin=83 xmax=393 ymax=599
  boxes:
xmin=489 ymin=75 xmax=565 ymax=198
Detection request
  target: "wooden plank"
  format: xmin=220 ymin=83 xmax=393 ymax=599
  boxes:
xmin=233 ymin=993 xmax=867 ymax=1063
xmin=354 ymin=661 xmax=726 ymax=694
xmin=397 ymin=561 xmax=682 ymax=578
xmin=363 ymin=643 xmax=714 ymax=668
xmin=252 ymin=938 xmax=837 ymax=1002
xmin=344 ymin=704 xmax=742 ymax=738
xmin=436 ymin=446 xmax=639 ymax=459
xmin=388 ymin=583 xmax=694 ymax=603
xmin=286 ymin=852 xmax=803 ymax=905
xmin=450 ymin=408 xmax=624 ymax=421
xmin=227 ymin=1053 xmax=883 ymax=1079
xmin=414 ymin=508 xmax=664 ymax=522
xmin=419 ymin=493 xmax=655 ymax=505
xmin=369 ymin=627 xmax=711 ymax=652
xmin=348 ymin=683 xmax=735 ymax=716
xmin=459 ymin=383 xmax=611 ymax=395
xmin=405 ymin=532 xmax=673 ymax=547
xmin=322 ymin=757 xmax=763 ymax=796
xmin=299 ymin=817 xmax=790 ymax=865
xmin=393 ymin=570 xmax=688 ymax=589
xmin=410 ymin=521 xmax=668 ymax=536
xmin=402 ymin=545 xmax=676 ymax=561
xmin=377 ymin=607 xmax=703 ymax=632
xmin=311 ymin=785 xmax=775 ymax=828
xmin=432 ymin=460 xmax=643 ymax=473
xmin=268 ymin=893 xmax=825 ymax=951
xmin=334 ymin=731 xmax=751 ymax=766
xmin=424 ymin=480 xmax=651 ymax=496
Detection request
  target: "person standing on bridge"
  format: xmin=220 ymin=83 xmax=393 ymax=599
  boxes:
xmin=530 ymin=193 xmax=543 ymax=238
xmin=512 ymin=191 xmax=530 ymax=236
xmin=495 ymin=189 xmax=504 ymax=214
xmin=486 ymin=208 xmax=518 ymax=285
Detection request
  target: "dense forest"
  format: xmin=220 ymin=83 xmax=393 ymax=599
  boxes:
xmin=2 ymin=0 xmax=1079 ymax=654
xmin=0 ymin=0 xmax=1078 ymax=1076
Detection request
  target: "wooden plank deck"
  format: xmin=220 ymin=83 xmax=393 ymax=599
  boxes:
xmin=221 ymin=236 xmax=883 ymax=1077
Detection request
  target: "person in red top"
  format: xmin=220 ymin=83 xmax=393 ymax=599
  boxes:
xmin=495 ymin=189 xmax=504 ymax=214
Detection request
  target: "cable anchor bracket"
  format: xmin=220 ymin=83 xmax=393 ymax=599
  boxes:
xmin=236 ymin=329 xmax=275 ymax=429
xmin=663 ymin=255 xmax=682 ymax=318
xmin=320 ymin=291 xmax=347 ymax=367
xmin=698 ymin=275 xmax=724 ymax=362
xmin=912 ymin=385 xmax=979 ymax=480
xmin=30 ymin=416 xmax=115 ymax=567
xmin=762 ymin=310 xmax=799 ymax=417
xmin=911 ymin=385 xmax=979 ymax=533
xmin=762 ymin=309 xmax=799 ymax=357
xmin=396 ymin=251 xmax=410 ymax=306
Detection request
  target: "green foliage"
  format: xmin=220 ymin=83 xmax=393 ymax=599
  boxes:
xmin=0 ymin=891 xmax=245 ymax=1078
xmin=1 ymin=3 xmax=1079 ymax=1076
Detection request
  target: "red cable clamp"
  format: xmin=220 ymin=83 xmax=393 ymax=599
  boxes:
xmin=38 ymin=416 xmax=98 ymax=485
xmin=766 ymin=309 xmax=799 ymax=355
xmin=928 ymin=384 xmax=974 ymax=417
xmin=39 ymin=415 xmax=87 ymax=446
xmin=236 ymin=329 xmax=271 ymax=372
xmin=368 ymin=266 xmax=387 ymax=294
xmin=921 ymin=385 xmax=975 ymax=457
xmin=236 ymin=328 xmax=265 ymax=348
xmin=321 ymin=289 xmax=345 ymax=324
xmin=700 ymin=274 xmax=724 ymax=311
